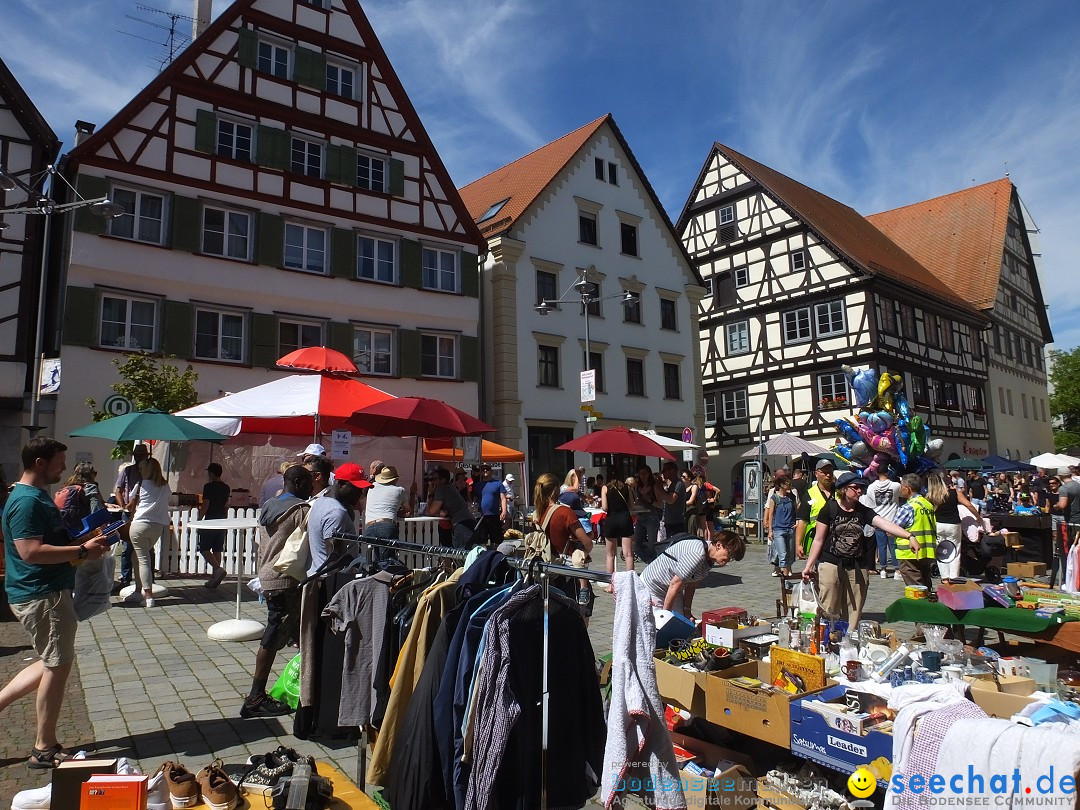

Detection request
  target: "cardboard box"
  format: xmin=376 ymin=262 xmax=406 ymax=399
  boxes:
xmin=964 ymin=673 xmax=1036 ymax=695
xmin=789 ymin=684 xmax=893 ymax=786
xmin=704 ymin=621 xmax=765 ymax=648
xmin=81 ymin=774 xmax=148 ymax=809
xmin=968 ymin=679 xmax=1043 ymax=718
xmin=936 ymin=580 xmax=985 ymax=610
xmin=671 ymin=731 xmax=757 ymax=808
xmin=654 ymin=655 xmax=706 ymax=715
xmin=758 ymin=783 xmax=810 ymax=810
xmin=1008 ymin=561 xmax=1048 ymax=578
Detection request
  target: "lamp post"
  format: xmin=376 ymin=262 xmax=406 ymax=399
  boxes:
xmin=0 ymin=163 xmax=124 ymax=435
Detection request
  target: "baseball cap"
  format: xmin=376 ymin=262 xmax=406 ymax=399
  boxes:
xmin=815 ymin=458 xmax=836 ymax=471
xmin=334 ymin=462 xmax=372 ymax=489
xmin=504 ymin=473 xmax=515 ymax=481
xmin=835 ymin=471 xmax=866 ymax=489
xmin=206 ymin=462 xmax=222 ymax=476
xmin=298 ymin=443 xmax=326 ymax=457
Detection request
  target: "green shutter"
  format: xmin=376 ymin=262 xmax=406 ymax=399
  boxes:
xmin=325 ymin=144 xmax=357 ymax=185
xmin=330 ymin=228 xmax=356 ymax=279
xmin=328 ymin=322 xmax=353 ymax=357
xmin=388 ymin=158 xmax=405 ymax=196
xmin=256 ymin=125 xmax=288 ymax=170
xmin=161 ymin=300 xmax=194 ymax=359
xmin=63 ymin=286 xmax=100 ymax=347
xmin=460 ymin=251 xmax=479 ymax=298
xmin=249 ymin=313 xmax=278 ymax=368
xmin=194 ymin=109 xmax=217 ymax=154
xmin=72 ymin=175 xmax=109 ymax=235
xmin=237 ymin=27 xmax=258 ymax=68
xmin=401 ymin=239 xmax=422 ymax=289
xmin=170 ymin=195 xmax=201 ymax=252
xmin=293 ymin=47 xmax=326 ymax=89
xmin=399 ymin=329 xmax=420 ymax=378
xmin=256 ymin=212 xmax=284 ymax=268
xmin=460 ymin=334 xmax=479 ymax=382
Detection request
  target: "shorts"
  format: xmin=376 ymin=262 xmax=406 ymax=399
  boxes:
xmin=198 ymin=529 xmax=226 ymax=554
xmin=261 ymin=589 xmax=301 ymax=652
xmin=11 ymin=590 xmax=78 ymax=667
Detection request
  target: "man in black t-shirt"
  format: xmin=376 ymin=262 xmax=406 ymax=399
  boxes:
xmin=803 ymin=471 xmax=915 ymax=627
xmin=198 ymin=463 xmax=231 ymax=588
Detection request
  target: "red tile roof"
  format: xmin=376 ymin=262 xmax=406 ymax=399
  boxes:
xmin=867 ymin=178 xmax=1013 ymax=312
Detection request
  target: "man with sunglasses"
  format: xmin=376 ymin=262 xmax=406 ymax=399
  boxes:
xmin=803 ymin=471 xmax=915 ymax=627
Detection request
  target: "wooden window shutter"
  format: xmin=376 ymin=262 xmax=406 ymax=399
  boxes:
xmin=256 ymin=212 xmax=284 ymax=268
xmin=237 ymin=27 xmax=258 ymax=68
xmin=72 ymin=175 xmax=109 ymax=235
xmin=161 ymin=300 xmax=194 ymax=359
xmin=459 ymin=334 xmax=479 ymax=382
xmin=62 ymin=286 xmax=100 ymax=347
xmin=330 ymin=228 xmax=356 ymax=279
xmin=388 ymin=158 xmax=405 ymax=196
xmin=325 ymin=144 xmax=357 ymax=185
xmin=400 ymin=239 xmax=422 ymax=289
xmin=398 ymin=329 xmax=420 ymax=378
xmin=256 ymin=125 xmax=289 ymax=170
xmin=328 ymin=322 xmax=353 ymax=357
xmin=293 ymin=47 xmax=327 ymax=90
xmin=249 ymin=313 xmax=278 ymax=368
xmin=194 ymin=109 xmax=217 ymax=154
xmin=169 ymin=195 xmax=201 ymax=252
xmin=460 ymin=251 xmax=479 ymax=298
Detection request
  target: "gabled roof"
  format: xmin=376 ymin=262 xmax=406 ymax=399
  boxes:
xmin=689 ymin=143 xmax=974 ymax=314
xmin=0 ymin=57 xmax=60 ymax=159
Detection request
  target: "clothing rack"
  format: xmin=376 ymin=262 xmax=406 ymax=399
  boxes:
xmin=332 ymin=533 xmax=611 ymax=809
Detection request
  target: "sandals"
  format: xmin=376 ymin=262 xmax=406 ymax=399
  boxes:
xmin=28 ymin=743 xmax=70 ymax=769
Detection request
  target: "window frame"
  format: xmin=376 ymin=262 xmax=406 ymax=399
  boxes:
xmin=578 ymin=210 xmax=598 ymax=246
xmin=194 ymin=307 xmax=246 ymax=363
xmin=721 ymin=388 xmax=748 ymax=422
xmin=356 ymin=233 xmax=398 ymax=284
xmin=733 ymin=266 xmax=749 ymax=288
xmin=782 ymin=307 xmax=812 ymax=345
xmin=201 ymin=204 xmax=253 ymax=261
xmin=420 ymin=332 xmax=458 ymax=379
xmin=726 ymin=320 xmax=750 ymax=356
xmin=704 ymin=394 xmax=717 ymax=425
xmin=818 ymin=371 xmax=848 ymax=403
xmin=535 ymin=270 xmax=558 ymax=309
xmin=216 ymin=118 xmax=254 ymax=162
xmin=626 ymin=357 xmax=645 ymax=397
xmin=623 ymin=292 xmax=642 ymax=324
xmin=99 ymin=293 xmax=159 ymax=352
xmin=421 ymin=246 xmax=460 ymax=293
xmin=900 ymin=304 xmax=916 ymax=338
xmin=879 ymin=299 xmax=897 ymax=335
xmin=325 ymin=60 xmax=356 ymax=99
xmin=353 ymin=324 xmax=395 ymax=376
xmin=659 ymin=297 xmax=678 ymax=331
xmin=537 ymin=344 xmax=560 ymax=388
xmin=790 ymin=250 xmax=806 ymax=272
xmin=940 ymin=317 xmax=954 ymax=352
xmin=257 ymin=39 xmax=291 ymax=79
xmin=356 ymin=152 xmax=388 ymax=193
xmin=290 ymin=136 xmax=323 ymax=178
xmin=283 ymin=221 xmax=329 ymax=275
xmin=585 ymin=351 xmax=604 ymax=393
xmin=719 ymin=205 xmax=735 ymax=225
xmin=620 ymin=221 xmax=638 ymax=257
xmin=662 ymin=361 xmax=681 ymax=400
xmin=278 ymin=318 xmax=324 ymax=357
xmin=594 ymin=157 xmax=605 ymax=181
xmin=814 ymin=299 xmax=846 ymax=338
xmin=911 ymin=375 xmax=930 ymax=407
xmin=108 ymin=186 xmax=166 ymax=245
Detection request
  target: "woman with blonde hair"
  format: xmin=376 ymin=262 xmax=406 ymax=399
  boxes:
xmin=927 ymin=469 xmax=978 ymax=580
xmin=127 ymin=457 xmax=170 ymax=607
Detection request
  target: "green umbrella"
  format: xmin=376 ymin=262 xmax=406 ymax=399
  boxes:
xmin=943 ymin=457 xmax=987 ymax=471
xmin=69 ymin=409 xmax=228 ymax=442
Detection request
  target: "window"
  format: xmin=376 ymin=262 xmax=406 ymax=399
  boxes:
xmin=422 ymin=247 xmax=458 ymax=292
xmin=1025 ymin=340 xmax=1034 ymax=367
xmin=718 ymin=205 xmax=737 ymax=241
xmin=998 ymin=386 xmax=1006 ymax=414
xmin=1006 ymin=389 xmax=1014 ymax=416
xmin=583 ymin=280 xmax=600 ymax=318
xmin=607 ymin=162 xmax=618 ymax=185
xmin=911 ymin=375 xmax=929 ymax=407
xmin=925 ymin=314 xmax=939 ymax=345
xmin=421 ymin=333 xmax=456 ymax=378
xmin=704 ymin=394 xmax=716 ymax=424
xmin=879 ymin=299 xmax=897 ymax=334
xmin=721 ymin=389 xmax=748 ymax=421
xmin=291 ymin=137 xmax=322 ymax=178
xmin=620 ymin=222 xmax=638 ymax=257
xmin=818 ymin=371 xmax=847 ymax=403
xmin=726 ymin=320 xmax=750 ymax=355
xmin=663 ymin=362 xmax=681 ymax=400
xmin=626 ymin=358 xmax=644 ymax=396
xmin=594 ymin=158 xmax=605 ymax=180
xmin=1041 ymin=399 xmax=1048 ymax=422
xmin=357 ymin=235 xmax=396 ymax=283
xmin=353 ymin=326 xmax=393 ymax=375
xmin=783 ymin=307 xmax=811 ymax=344
xmin=537 ymin=345 xmax=559 ymax=388
xmin=299 ymin=0 xmax=328 ymax=7
xmin=623 ymin=292 xmax=641 ymax=324
xmin=202 ymin=206 xmax=251 ymax=260
xmin=478 ymin=199 xmax=508 ymax=223
xmin=284 ymin=223 xmax=327 ymax=273
xmin=257 ymin=40 xmax=290 ymax=78
xmin=100 ymin=295 xmax=157 ymax=351
xmin=109 ymin=187 xmax=165 ymax=244
xmin=535 ymin=270 xmax=558 ymax=308
xmin=940 ymin=318 xmax=954 ymax=351
xmin=357 ymin=154 xmax=387 ymax=192
xmin=579 ymin=211 xmax=597 ymax=245
xmin=791 ymin=250 xmax=806 ymax=272
xmin=814 ymin=300 xmax=845 ymax=337
xmin=325 ymin=63 xmax=355 ymax=99
xmin=195 ymin=308 xmax=244 ymax=362
xmin=900 ymin=304 xmax=916 ymax=338
xmin=937 ymin=381 xmax=959 ymax=410
xmin=1022 ymin=393 xmax=1029 ymax=419
xmin=216 ymin=119 xmax=253 ymax=162
xmin=719 ymin=206 xmax=734 ymax=225
xmin=660 ymin=298 xmax=677 ymax=331
xmin=734 ymin=266 xmax=749 ymax=288
xmin=994 ymin=325 xmax=1002 ymax=354
xmin=278 ymin=320 xmax=322 ymax=355
xmin=585 ymin=352 xmax=604 ymax=392
xmin=971 ymin=387 xmax=986 ymax=415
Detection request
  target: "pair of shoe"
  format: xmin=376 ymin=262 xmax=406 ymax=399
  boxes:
xmin=13 ymin=757 xmax=137 ymax=808
xmin=239 ymin=746 xmax=318 ymax=794
xmin=240 ymin=691 xmax=293 ymax=719
xmin=150 ymin=760 xmax=237 ymax=810
xmin=206 ymin=568 xmax=227 ymax=589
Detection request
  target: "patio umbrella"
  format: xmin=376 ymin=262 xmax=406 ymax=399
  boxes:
xmin=944 ymin=457 xmax=989 ymax=471
xmin=69 ymin=409 xmax=228 ymax=442
xmin=981 ymin=455 xmax=1036 ymax=473
xmin=346 ymin=397 xmax=495 ymax=438
xmin=631 ymin=429 xmax=698 ymax=450
xmin=741 ymin=432 xmax=825 ymax=458
xmin=1029 ymin=452 xmax=1080 ymax=469
xmin=556 ymin=426 xmax=675 ymax=461
xmin=423 ymin=438 xmax=524 ymax=462
xmin=276 ymin=346 xmax=358 ymax=374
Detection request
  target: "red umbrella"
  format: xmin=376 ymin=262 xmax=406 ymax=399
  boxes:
xmin=277 ymin=346 xmax=358 ymax=374
xmin=346 ymin=397 xmax=496 ymax=438
xmin=556 ymin=426 xmax=675 ymax=461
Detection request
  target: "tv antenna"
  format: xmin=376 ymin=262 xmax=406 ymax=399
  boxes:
xmin=117 ymin=4 xmax=201 ymax=71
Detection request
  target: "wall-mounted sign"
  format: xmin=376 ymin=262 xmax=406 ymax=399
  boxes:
xmin=102 ymin=394 xmax=132 ymax=416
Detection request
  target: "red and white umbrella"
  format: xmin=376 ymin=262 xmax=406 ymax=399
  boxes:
xmin=276 ymin=346 xmax=358 ymax=374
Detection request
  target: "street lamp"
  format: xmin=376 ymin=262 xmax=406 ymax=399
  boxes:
xmin=535 ymin=265 xmax=637 ymax=434
xmin=0 ymin=163 xmax=124 ymax=434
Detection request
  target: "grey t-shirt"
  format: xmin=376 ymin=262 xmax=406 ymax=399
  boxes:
xmin=433 ymin=483 xmax=472 ymax=525
xmin=306 ymin=495 xmax=355 ymax=576
xmin=662 ymin=480 xmax=687 ymax=525
xmin=640 ymin=536 xmax=711 ymax=601
xmin=1060 ymin=479 xmax=1080 ymax=525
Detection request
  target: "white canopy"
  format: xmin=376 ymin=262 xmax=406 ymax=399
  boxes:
xmin=631 ymin=429 xmax=698 ymax=449
xmin=1029 ymin=452 xmax=1080 ymax=469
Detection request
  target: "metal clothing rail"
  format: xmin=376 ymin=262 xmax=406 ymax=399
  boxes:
xmin=332 ymin=533 xmax=610 ymax=809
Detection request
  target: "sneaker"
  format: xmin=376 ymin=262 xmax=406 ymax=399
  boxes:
xmin=196 ymin=760 xmax=238 ymax=810
xmin=880 ymin=569 xmax=888 ymax=579
xmin=147 ymin=769 xmax=171 ymax=810
xmin=771 ymin=570 xmax=780 ymax=577
xmin=207 ymin=568 xmax=227 ymax=589
xmin=240 ymin=692 xmax=293 ymax=719
xmin=576 ymin=587 xmax=591 ymax=606
xmin=145 ymin=597 xmax=156 ymax=608
xmin=11 ymin=784 xmax=51 ymax=809
xmin=154 ymin=760 xmax=199 ymax=808
xmin=239 ymin=747 xmax=317 ymax=794
xmin=893 ymin=571 xmax=902 ymax=580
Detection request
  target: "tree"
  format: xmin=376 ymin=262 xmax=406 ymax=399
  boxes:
xmin=85 ymin=353 xmax=200 ymax=459
xmin=1049 ymin=347 xmax=1080 ymax=452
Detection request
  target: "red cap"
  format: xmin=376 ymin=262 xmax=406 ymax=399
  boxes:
xmin=335 ymin=462 xmax=372 ymax=489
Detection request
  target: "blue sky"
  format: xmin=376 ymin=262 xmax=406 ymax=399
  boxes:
xmin=5 ymin=0 xmax=1079 ymax=351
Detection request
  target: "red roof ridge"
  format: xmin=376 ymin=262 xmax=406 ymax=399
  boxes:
xmin=868 ymin=177 xmax=1013 ymax=219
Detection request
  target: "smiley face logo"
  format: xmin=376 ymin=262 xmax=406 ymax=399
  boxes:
xmin=848 ymin=768 xmax=877 ymax=799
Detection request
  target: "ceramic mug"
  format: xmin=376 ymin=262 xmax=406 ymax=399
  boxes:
xmin=921 ymin=651 xmax=943 ymax=672
xmin=942 ymin=664 xmax=963 ymax=682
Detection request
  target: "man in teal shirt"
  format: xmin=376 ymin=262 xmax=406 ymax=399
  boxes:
xmin=0 ymin=438 xmax=109 ymax=768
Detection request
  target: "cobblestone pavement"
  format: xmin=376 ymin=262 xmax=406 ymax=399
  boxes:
xmin=0 ymin=541 xmax=913 ymax=807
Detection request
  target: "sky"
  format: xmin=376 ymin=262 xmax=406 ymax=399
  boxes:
xmin=4 ymin=0 xmax=1079 ymax=351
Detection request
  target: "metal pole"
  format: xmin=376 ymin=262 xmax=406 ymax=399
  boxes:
xmin=583 ymin=281 xmax=592 ymax=436
xmin=28 ymin=204 xmax=53 ymax=436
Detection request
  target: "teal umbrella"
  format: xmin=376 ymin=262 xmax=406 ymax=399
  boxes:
xmin=944 ymin=457 xmax=988 ymax=471
xmin=69 ymin=409 xmax=228 ymax=442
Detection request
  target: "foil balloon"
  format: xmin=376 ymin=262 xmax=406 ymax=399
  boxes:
xmin=925 ymin=438 xmax=944 ymax=459
xmin=894 ymin=391 xmax=911 ymax=422
xmin=833 ymin=444 xmax=853 ymax=460
xmin=875 ymin=373 xmax=903 ymax=413
xmin=892 ymin=426 xmax=909 ymax=467
xmin=863 ymin=452 xmax=891 ymax=479
xmin=867 ymin=411 xmax=893 ymax=434
xmin=908 ymin=415 xmax=926 ymax=456
xmin=843 ymin=365 xmax=878 ymax=409
xmin=834 ymin=417 xmax=861 ymax=445
xmin=850 ymin=441 xmax=872 ymax=463
xmin=857 ymin=421 xmax=894 ymax=455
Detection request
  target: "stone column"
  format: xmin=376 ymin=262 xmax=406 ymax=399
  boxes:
xmin=488 ymin=237 xmax=526 ymax=450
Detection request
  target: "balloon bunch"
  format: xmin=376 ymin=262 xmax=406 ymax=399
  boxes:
xmin=830 ymin=365 xmax=943 ymax=478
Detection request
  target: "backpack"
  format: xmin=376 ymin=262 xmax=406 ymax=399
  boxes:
xmin=523 ymin=502 xmax=569 ymax=563
xmin=54 ymin=484 xmax=89 ymax=534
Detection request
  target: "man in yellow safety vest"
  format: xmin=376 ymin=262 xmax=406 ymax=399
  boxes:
xmin=796 ymin=459 xmax=837 ymax=559
xmin=893 ymin=473 xmax=937 ymax=589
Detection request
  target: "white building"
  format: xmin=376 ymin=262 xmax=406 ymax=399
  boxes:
xmin=50 ymin=0 xmax=484 ymax=470
xmin=459 ymin=115 xmax=705 ymax=483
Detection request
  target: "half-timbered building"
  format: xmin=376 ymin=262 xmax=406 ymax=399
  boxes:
xmin=459 ymin=115 xmax=705 ymax=482
xmin=0 ymin=58 xmax=60 ymax=477
xmin=868 ymin=179 xmax=1054 ymax=462
xmin=679 ymin=144 xmax=991 ymax=492
xmin=50 ymin=0 xmax=484 ymax=465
